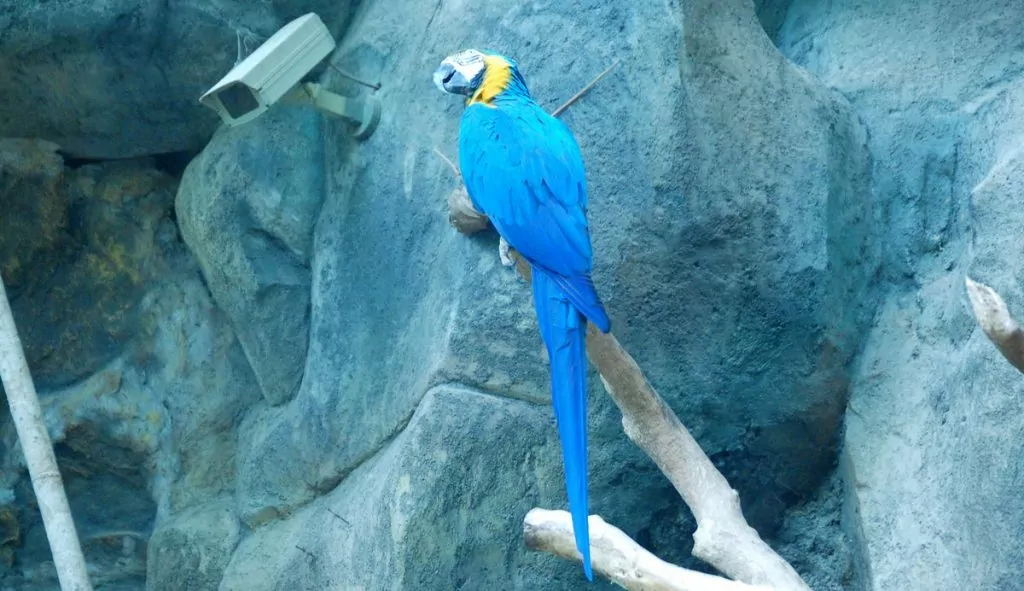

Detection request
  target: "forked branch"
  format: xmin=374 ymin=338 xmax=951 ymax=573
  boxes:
xmin=524 ymin=509 xmax=774 ymax=591
xmin=503 ymin=243 xmax=808 ymax=591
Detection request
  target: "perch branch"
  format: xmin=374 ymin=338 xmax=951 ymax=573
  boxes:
xmin=506 ymin=253 xmax=808 ymax=589
xmin=965 ymin=276 xmax=1024 ymax=375
xmin=448 ymin=198 xmax=809 ymax=590
xmin=447 ymin=185 xmax=490 ymax=234
xmin=524 ymin=509 xmax=775 ymax=591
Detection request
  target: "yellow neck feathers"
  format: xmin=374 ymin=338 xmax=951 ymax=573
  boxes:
xmin=467 ymin=55 xmax=511 ymax=107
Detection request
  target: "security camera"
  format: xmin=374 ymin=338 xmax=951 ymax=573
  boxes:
xmin=199 ymin=12 xmax=381 ymax=139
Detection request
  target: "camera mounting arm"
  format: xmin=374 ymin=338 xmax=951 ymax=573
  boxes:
xmin=284 ymin=83 xmax=381 ymax=140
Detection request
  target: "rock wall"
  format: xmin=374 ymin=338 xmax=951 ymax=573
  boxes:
xmin=0 ymin=0 xmax=1020 ymax=590
xmin=0 ymin=140 xmax=261 ymax=589
xmin=772 ymin=1 xmax=1024 ymax=588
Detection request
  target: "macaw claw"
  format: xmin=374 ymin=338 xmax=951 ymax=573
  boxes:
xmin=499 ymin=236 xmax=515 ymax=267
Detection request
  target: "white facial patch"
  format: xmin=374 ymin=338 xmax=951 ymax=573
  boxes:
xmin=435 ymin=49 xmax=487 ymax=92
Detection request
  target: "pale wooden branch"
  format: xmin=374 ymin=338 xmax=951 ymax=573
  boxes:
xmin=447 ymin=185 xmax=490 ymax=234
xmin=524 ymin=509 xmax=774 ymax=591
xmin=447 ymin=194 xmax=810 ymax=590
xmin=965 ymin=276 xmax=1024 ymax=375
xmin=432 ymin=147 xmax=461 ymax=180
xmin=0 ymin=276 xmax=93 ymax=590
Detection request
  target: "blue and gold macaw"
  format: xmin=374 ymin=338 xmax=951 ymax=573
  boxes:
xmin=434 ymin=49 xmax=611 ymax=581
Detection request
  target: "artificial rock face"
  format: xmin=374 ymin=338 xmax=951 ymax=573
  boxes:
xmin=176 ymin=108 xmax=324 ymax=408
xmin=774 ymin=1 xmax=1024 ymax=588
xmin=3 ymin=0 xmax=1021 ymax=590
xmin=0 ymin=146 xmax=261 ymax=588
xmin=209 ymin=0 xmax=875 ymax=587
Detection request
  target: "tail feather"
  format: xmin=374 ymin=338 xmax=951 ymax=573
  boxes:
xmin=532 ymin=268 xmax=593 ymax=581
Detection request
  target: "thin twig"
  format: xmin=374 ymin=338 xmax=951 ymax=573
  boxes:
xmin=327 ymin=63 xmax=381 ymax=91
xmin=433 ymin=147 xmax=461 ymax=179
xmin=552 ymin=60 xmax=621 ymax=117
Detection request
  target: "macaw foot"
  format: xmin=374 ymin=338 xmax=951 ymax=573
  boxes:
xmin=499 ymin=236 xmax=515 ymax=267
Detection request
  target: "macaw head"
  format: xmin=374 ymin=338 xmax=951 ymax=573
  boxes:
xmin=433 ymin=49 xmax=528 ymax=103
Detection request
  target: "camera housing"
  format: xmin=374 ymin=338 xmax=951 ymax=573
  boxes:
xmin=200 ymin=13 xmax=336 ymax=126
xmin=198 ymin=13 xmax=380 ymax=139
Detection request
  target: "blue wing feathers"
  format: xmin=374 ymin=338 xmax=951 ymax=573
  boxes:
xmin=459 ymin=102 xmax=610 ymax=331
xmin=554 ymin=274 xmax=610 ymax=333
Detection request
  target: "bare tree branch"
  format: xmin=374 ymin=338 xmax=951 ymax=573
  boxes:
xmin=505 ymin=249 xmax=810 ymax=590
xmin=447 ymin=185 xmax=490 ymax=235
xmin=524 ymin=509 xmax=775 ymax=591
xmin=965 ymin=276 xmax=1024 ymax=375
xmin=0 ymin=276 xmax=93 ymax=590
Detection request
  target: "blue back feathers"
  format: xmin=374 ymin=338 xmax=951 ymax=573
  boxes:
xmin=458 ymin=54 xmax=610 ymax=332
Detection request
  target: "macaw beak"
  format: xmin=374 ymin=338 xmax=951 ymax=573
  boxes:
xmin=433 ymin=62 xmax=473 ymax=95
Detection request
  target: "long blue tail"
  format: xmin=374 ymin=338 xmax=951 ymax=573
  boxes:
xmin=532 ymin=268 xmax=593 ymax=581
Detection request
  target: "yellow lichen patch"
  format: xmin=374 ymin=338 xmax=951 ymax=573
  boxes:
xmin=95 ymin=169 xmax=160 ymax=204
xmin=0 ymin=506 xmax=17 ymax=569
xmin=0 ymin=507 xmax=19 ymax=546
xmin=83 ymin=243 xmax=143 ymax=286
xmin=4 ymin=255 xmax=22 ymax=277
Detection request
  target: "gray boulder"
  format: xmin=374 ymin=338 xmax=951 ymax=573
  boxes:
xmin=146 ymin=500 xmax=241 ymax=591
xmin=222 ymin=386 xmax=589 ymax=589
xmin=176 ymin=108 xmax=325 ymax=406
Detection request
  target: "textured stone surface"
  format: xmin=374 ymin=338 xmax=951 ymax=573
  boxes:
xmin=774 ymin=1 xmax=1024 ymax=589
xmin=3 ymin=158 xmax=179 ymax=389
xmin=222 ymin=386 xmax=587 ymax=590
xmin=176 ymin=108 xmax=324 ymax=406
xmin=0 ymin=139 xmax=68 ymax=294
xmin=671 ymin=0 xmax=877 ymax=535
xmin=0 ymin=155 xmax=260 ymax=589
xmin=146 ymin=500 xmax=241 ymax=591
xmin=0 ymin=1 xmax=354 ymax=158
